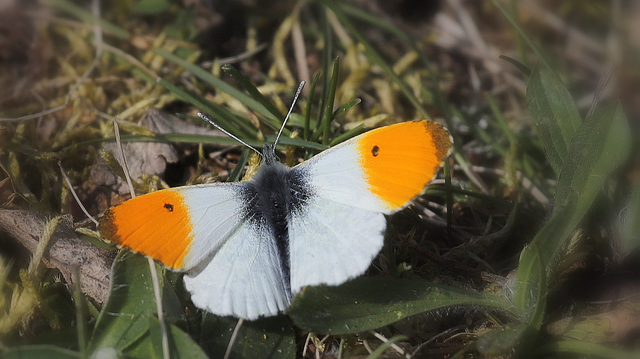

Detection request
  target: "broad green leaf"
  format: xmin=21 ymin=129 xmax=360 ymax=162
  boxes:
xmin=89 ymin=251 xmax=161 ymax=353
xmin=513 ymin=102 xmax=630 ymax=352
xmin=3 ymin=345 xmax=81 ymax=359
xmin=527 ymin=64 xmax=582 ymax=173
xmin=118 ymin=330 xmax=153 ymax=358
xmin=554 ymin=102 xmax=631 ymax=231
xmin=513 ymin=198 xmax=575 ymax=315
xmin=512 ymin=245 xmax=547 ymax=355
xmin=516 ymin=103 xmax=629 ymax=287
xmin=147 ymin=318 xmax=209 ymax=359
xmin=288 ymin=277 xmax=512 ymax=335
xmin=198 ymin=315 xmax=295 ymax=358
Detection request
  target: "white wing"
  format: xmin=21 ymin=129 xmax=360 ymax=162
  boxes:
xmin=292 ymin=139 xmax=390 ymax=212
xmin=288 ymin=196 xmax=386 ymax=294
xmin=184 ymin=218 xmax=290 ymax=320
xmin=178 ymin=185 xmax=246 ymax=269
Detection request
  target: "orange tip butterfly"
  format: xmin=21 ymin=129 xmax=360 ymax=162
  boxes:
xmin=98 ymin=98 xmax=452 ymax=321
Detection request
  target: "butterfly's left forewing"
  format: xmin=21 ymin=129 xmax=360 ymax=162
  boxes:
xmin=99 ymin=184 xmax=246 ymax=270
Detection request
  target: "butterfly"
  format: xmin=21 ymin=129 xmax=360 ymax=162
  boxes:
xmin=98 ymin=117 xmax=452 ymax=320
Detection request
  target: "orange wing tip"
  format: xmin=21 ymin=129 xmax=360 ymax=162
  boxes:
xmin=423 ymin=120 xmax=453 ymax=161
xmin=97 ymin=209 xmax=123 ymax=245
xmin=97 ymin=189 xmax=194 ymax=270
xmin=358 ymin=120 xmax=453 ymax=210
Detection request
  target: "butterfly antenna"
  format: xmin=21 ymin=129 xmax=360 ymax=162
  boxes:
xmin=274 ymin=80 xmax=306 ymax=148
xmin=197 ymin=112 xmax=262 ymax=157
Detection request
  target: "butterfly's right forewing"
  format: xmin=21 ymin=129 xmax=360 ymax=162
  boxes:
xmin=287 ymin=120 xmax=452 ymax=293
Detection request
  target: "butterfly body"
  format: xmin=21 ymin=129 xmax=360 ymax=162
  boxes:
xmin=233 ymin=145 xmax=310 ymax=295
xmin=99 ymin=120 xmax=452 ymax=319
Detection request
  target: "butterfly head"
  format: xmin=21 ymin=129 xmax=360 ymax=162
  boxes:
xmin=261 ymin=144 xmax=279 ymax=166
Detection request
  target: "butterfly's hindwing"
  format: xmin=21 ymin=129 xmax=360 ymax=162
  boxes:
xmin=184 ymin=215 xmax=291 ymax=320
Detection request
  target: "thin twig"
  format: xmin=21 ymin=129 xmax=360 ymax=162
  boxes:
xmin=58 ymin=161 xmax=98 ymax=226
xmin=223 ymin=319 xmax=244 ymax=359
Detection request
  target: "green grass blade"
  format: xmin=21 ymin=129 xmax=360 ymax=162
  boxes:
xmin=266 ymin=136 xmax=329 ymax=151
xmin=527 ymin=64 xmax=582 ymax=173
xmin=339 ymin=3 xmax=445 ymax=123
xmin=153 ymin=49 xmax=281 ymax=127
xmin=152 ymin=75 xmax=238 ymax=134
xmin=321 ymin=58 xmax=340 ymax=145
xmin=304 ymin=71 xmax=322 ymax=140
xmin=289 ymin=277 xmax=513 ymax=335
xmin=222 ymin=64 xmax=284 ymax=120
xmin=78 ymin=133 xmax=262 ymax=149
xmin=491 ymin=0 xmax=552 ymax=71
xmin=316 ymin=5 xmax=332 ymax=131
xmin=49 ymin=0 xmax=129 ymax=39
xmin=332 ymin=98 xmax=361 ymax=120
xmin=323 ymin=0 xmax=431 ymax=120
xmin=74 ymin=132 xmax=328 ymax=155
xmin=329 ymin=124 xmax=364 ymax=146
xmin=228 ymin=148 xmax=251 ymax=182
